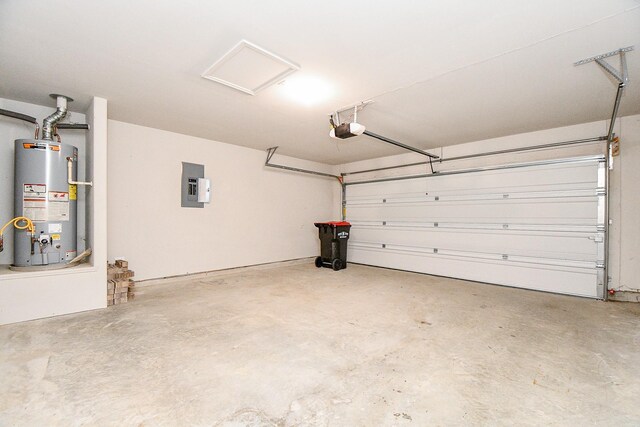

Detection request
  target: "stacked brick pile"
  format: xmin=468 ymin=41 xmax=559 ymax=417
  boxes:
xmin=107 ymin=259 xmax=135 ymax=306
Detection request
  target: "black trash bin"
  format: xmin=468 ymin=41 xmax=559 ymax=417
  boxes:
xmin=314 ymin=221 xmax=351 ymax=271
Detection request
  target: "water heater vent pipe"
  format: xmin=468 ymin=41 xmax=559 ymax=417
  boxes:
xmin=42 ymin=94 xmax=72 ymax=140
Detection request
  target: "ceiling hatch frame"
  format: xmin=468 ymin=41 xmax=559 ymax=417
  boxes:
xmin=201 ymin=39 xmax=300 ymax=95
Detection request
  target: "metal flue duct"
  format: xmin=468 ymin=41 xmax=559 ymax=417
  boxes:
xmin=42 ymin=94 xmax=73 ymax=140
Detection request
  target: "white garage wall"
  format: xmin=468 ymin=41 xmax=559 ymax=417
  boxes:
xmin=610 ymin=115 xmax=640 ymax=294
xmin=338 ymin=115 xmax=640 ymax=294
xmin=107 ymin=121 xmax=338 ymax=280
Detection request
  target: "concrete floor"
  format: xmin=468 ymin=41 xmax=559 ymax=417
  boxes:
xmin=1 ymin=262 xmax=640 ymax=426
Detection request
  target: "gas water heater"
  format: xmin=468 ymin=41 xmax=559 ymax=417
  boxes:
xmin=0 ymin=94 xmax=91 ymax=269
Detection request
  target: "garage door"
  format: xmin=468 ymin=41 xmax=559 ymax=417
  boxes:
xmin=344 ymin=156 xmax=607 ymax=298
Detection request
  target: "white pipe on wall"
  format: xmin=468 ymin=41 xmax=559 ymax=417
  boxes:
xmin=67 ymin=157 xmax=93 ymax=187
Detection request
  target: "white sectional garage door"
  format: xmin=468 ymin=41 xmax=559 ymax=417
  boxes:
xmin=345 ymin=156 xmax=607 ymax=298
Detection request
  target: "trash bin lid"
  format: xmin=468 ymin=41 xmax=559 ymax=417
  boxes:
xmin=314 ymin=221 xmax=351 ymax=227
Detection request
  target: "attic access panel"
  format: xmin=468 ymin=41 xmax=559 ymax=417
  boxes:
xmin=201 ymin=40 xmax=300 ymax=95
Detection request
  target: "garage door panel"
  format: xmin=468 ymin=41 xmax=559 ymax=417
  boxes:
xmin=350 ymin=226 xmax=600 ymax=261
xmin=348 ymin=246 xmax=599 ymax=298
xmin=348 ymin=181 xmax=598 ymax=203
xmin=428 ymin=162 xmax=599 ymax=191
xmin=347 ymin=179 xmax=427 ymax=198
xmin=350 ymin=220 xmax=598 ymax=232
xmin=345 ymin=157 xmax=606 ymax=298
xmin=347 ymin=199 xmax=599 ymax=222
xmin=348 ymin=161 xmax=599 ymax=199
xmin=347 ymin=189 xmax=597 ymax=206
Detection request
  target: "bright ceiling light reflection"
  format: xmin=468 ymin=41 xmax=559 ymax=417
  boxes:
xmin=280 ymin=76 xmax=333 ymax=106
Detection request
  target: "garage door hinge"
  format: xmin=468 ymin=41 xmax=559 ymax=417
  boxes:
xmin=596 ymin=225 xmax=606 ymax=232
xmin=589 ymin=236 xmax=604 ymax=243
xmin=596 ymin=262 xmax=605 ymax=269
xmin=596 ymin=189 xmax=606 ymax=196
xmin=502 ymin=254 xmax=509 ymax=260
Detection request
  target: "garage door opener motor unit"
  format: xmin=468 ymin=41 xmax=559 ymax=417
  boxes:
xmin=0 ymin=94 xmax=92 ymax=270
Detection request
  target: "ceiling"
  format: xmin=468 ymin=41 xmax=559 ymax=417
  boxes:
xmin=1 ymin=0 xmax=639 ymax=164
